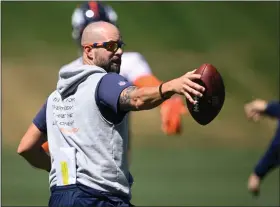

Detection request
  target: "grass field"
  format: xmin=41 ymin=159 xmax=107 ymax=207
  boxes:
xmin=2 ymin=1 xmax=279 ymax=206
xmin=2 ymin=144 xmax=280 ymax=206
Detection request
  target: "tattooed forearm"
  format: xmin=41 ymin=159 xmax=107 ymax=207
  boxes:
xmin=118 ymin=83 xmax=174 ymax=112
xmin=119 ymin=86 xmax=138 ymax=111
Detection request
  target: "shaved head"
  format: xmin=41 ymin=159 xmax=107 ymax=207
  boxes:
xmin=81 ymin=21 xmax=120 ymax=46
xmin=81 ymin=21 xmax=123 ymax=74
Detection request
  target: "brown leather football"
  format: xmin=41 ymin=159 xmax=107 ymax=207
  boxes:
xmin=186 ymin=63 xmax=225 ymax=125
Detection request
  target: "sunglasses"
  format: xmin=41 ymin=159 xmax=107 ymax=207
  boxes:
xmin=83 ymin=40 xmax=125 ymax=53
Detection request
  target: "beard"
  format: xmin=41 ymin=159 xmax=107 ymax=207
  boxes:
xmin=95 ymin=52 xmax=121 ymax=74
xmin=108 ymin=62 xmax=121 ymax=74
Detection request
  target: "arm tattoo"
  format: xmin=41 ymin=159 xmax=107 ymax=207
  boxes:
xmin=119 ymin=86 xmax=138 ymax=111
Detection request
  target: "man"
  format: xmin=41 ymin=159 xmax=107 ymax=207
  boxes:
xmin=39 ymin=0 xmax=188 ymax=158
xmin=18 ymin=21 xmax=205 ymax=207
xmin=17 ymin=0 xmax=188 ymax=198
xmin=244 ymin=99 xmax=280 ymax=196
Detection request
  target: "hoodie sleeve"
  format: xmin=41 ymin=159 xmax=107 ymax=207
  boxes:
xmin=32 ymin=101 xmax=47 ymax=134
xmin=254 ymin=121 xmax=280 ymax=178
xmin=95 ymin=73 xmax=133 ymax=120
xmin=264 ymin=101 xmax=280 ymax=118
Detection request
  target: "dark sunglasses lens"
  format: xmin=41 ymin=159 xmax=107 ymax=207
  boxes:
xmin=119 ymin=42 xmax=124 ymax=48
xmin=106 ymin=42 xmax=117 ymax=52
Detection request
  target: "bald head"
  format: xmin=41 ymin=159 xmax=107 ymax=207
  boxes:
xmin=81 ymin=21 xmax=123 ymax=74
xmin=81 ymin=21 xmax=120 ymax=46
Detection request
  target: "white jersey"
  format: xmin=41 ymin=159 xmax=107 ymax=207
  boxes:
xmin=59 ymin=52 xmax=152 ymax=83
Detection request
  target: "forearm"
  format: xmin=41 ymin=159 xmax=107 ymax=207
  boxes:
xmin=254 ymin=148 xmax=279 ymax=179
xmin=19 ymin=148 xmax=51 ymax=172
xmin=17 ymin=123 xmax=51 ymax=172
xmin=254 ymin=125 xmax=280 ymax=178
xmin=119 ymin=81 xmax=175 ymax=111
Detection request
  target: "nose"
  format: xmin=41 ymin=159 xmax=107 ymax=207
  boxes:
xmin=115 ymin=47 xmax=123 ymax=56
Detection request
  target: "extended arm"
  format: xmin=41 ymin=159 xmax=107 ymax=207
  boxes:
xmin=118 ymin=70 xmax=204 ymax=112
xmin=118 ymin=82 xmax=174 ymax=111
xmin=96 ymin=70 xmax=204 ymax=117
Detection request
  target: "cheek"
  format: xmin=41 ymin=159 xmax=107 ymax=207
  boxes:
xmin=104 ymin=50 xmax=114 ymax=60
xmin=95 ymin=49 xmax=114 ymax=62
xmin=95 ymin=50 xmax=105 ymax=60
xmin=109 ymin=50 xmax=116 ymax=58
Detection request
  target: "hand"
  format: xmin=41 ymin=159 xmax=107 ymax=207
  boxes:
xmin=170 ymin=69 xmax=205 ymax=104
xmin=244 ymin=99 xmax=268 ymax=122
xmin=160 ymin=95 xmax=188 ymax=135
xmin=247 ymin=173 xmax=261 ymax=197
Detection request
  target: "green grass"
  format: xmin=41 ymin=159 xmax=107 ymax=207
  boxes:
xmin=2 ymin=146 xmax=279 ymax=206
xmin=2 ymin=1 xmax=279 ymax=206
xmin=131 ymin=147 xmax=279 ymax=206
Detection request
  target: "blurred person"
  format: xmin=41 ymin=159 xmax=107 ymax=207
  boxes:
xmin=40 ymin=0 xmax=188 ymax=158
xmin=244 ymin=99 xmax=280 ymax=196
xmin=18 ymin=21 xmax=205 ymax=207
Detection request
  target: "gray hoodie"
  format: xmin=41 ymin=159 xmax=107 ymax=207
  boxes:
xmin=46 ymin=62 xmax=131 ymax=199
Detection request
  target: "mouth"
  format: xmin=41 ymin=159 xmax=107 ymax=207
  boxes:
xmin=111 ymin=58 xmax=121 ymax=65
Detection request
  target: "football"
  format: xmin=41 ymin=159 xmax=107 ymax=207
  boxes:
xmin=186 ymin=63 xmax=225 ymax=125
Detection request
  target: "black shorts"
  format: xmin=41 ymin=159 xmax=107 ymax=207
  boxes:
xmin=49 ymin=184 xmax=133 ymax=207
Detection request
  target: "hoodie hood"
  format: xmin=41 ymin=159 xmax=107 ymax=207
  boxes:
xmin=57 ymin=58 xmax=107 ymax=96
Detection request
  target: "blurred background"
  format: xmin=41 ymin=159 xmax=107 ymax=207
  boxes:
xmin=2 ymin=1 xmax=279 ymax=206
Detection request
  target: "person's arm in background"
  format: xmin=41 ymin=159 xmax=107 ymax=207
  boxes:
xmin=120 ymin=53 xmax=188 ymax=135
xmin=244 ymin=99 xmax=280 ymax=196
xmin=263 ymin=100 xmax=280 ymax=118
xmin=244 ymin=99 xmax=280 ymax=121
xmin=247 ymin=123 xmax=280 ymax=196
xmin=17 ymin=101 xmax=51 ymax=172
xmin=254 ymin=123 xmax=280 ymax=178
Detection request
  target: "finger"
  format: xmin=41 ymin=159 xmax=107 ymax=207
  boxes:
xmin=187 ymin=73 xmax=202 ymax=80
xmin=187 ymin=69 xmax=197 ymax=74
xmin=246 ymin=109 xmax=258 ymax=118
xmin=252 ymin=113 xmax=260 ymax=122
xmin=184 ymin=79 xmax=205 ymax=92
xmin=246 ymin=110 xmax=253 ymax=117
xmin=182 ymin=91 xmax=196 ymax=104
xmin=183 ymin=84 xmax=203 ymax=97
xmin=248 ymin=111 xmax=260 ymax=121
xmin=247 ymin=112 xmax=256 ymax=120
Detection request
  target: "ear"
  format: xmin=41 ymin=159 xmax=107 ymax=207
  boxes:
xmin=84 ymin=46 xmax=93 ymax=59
